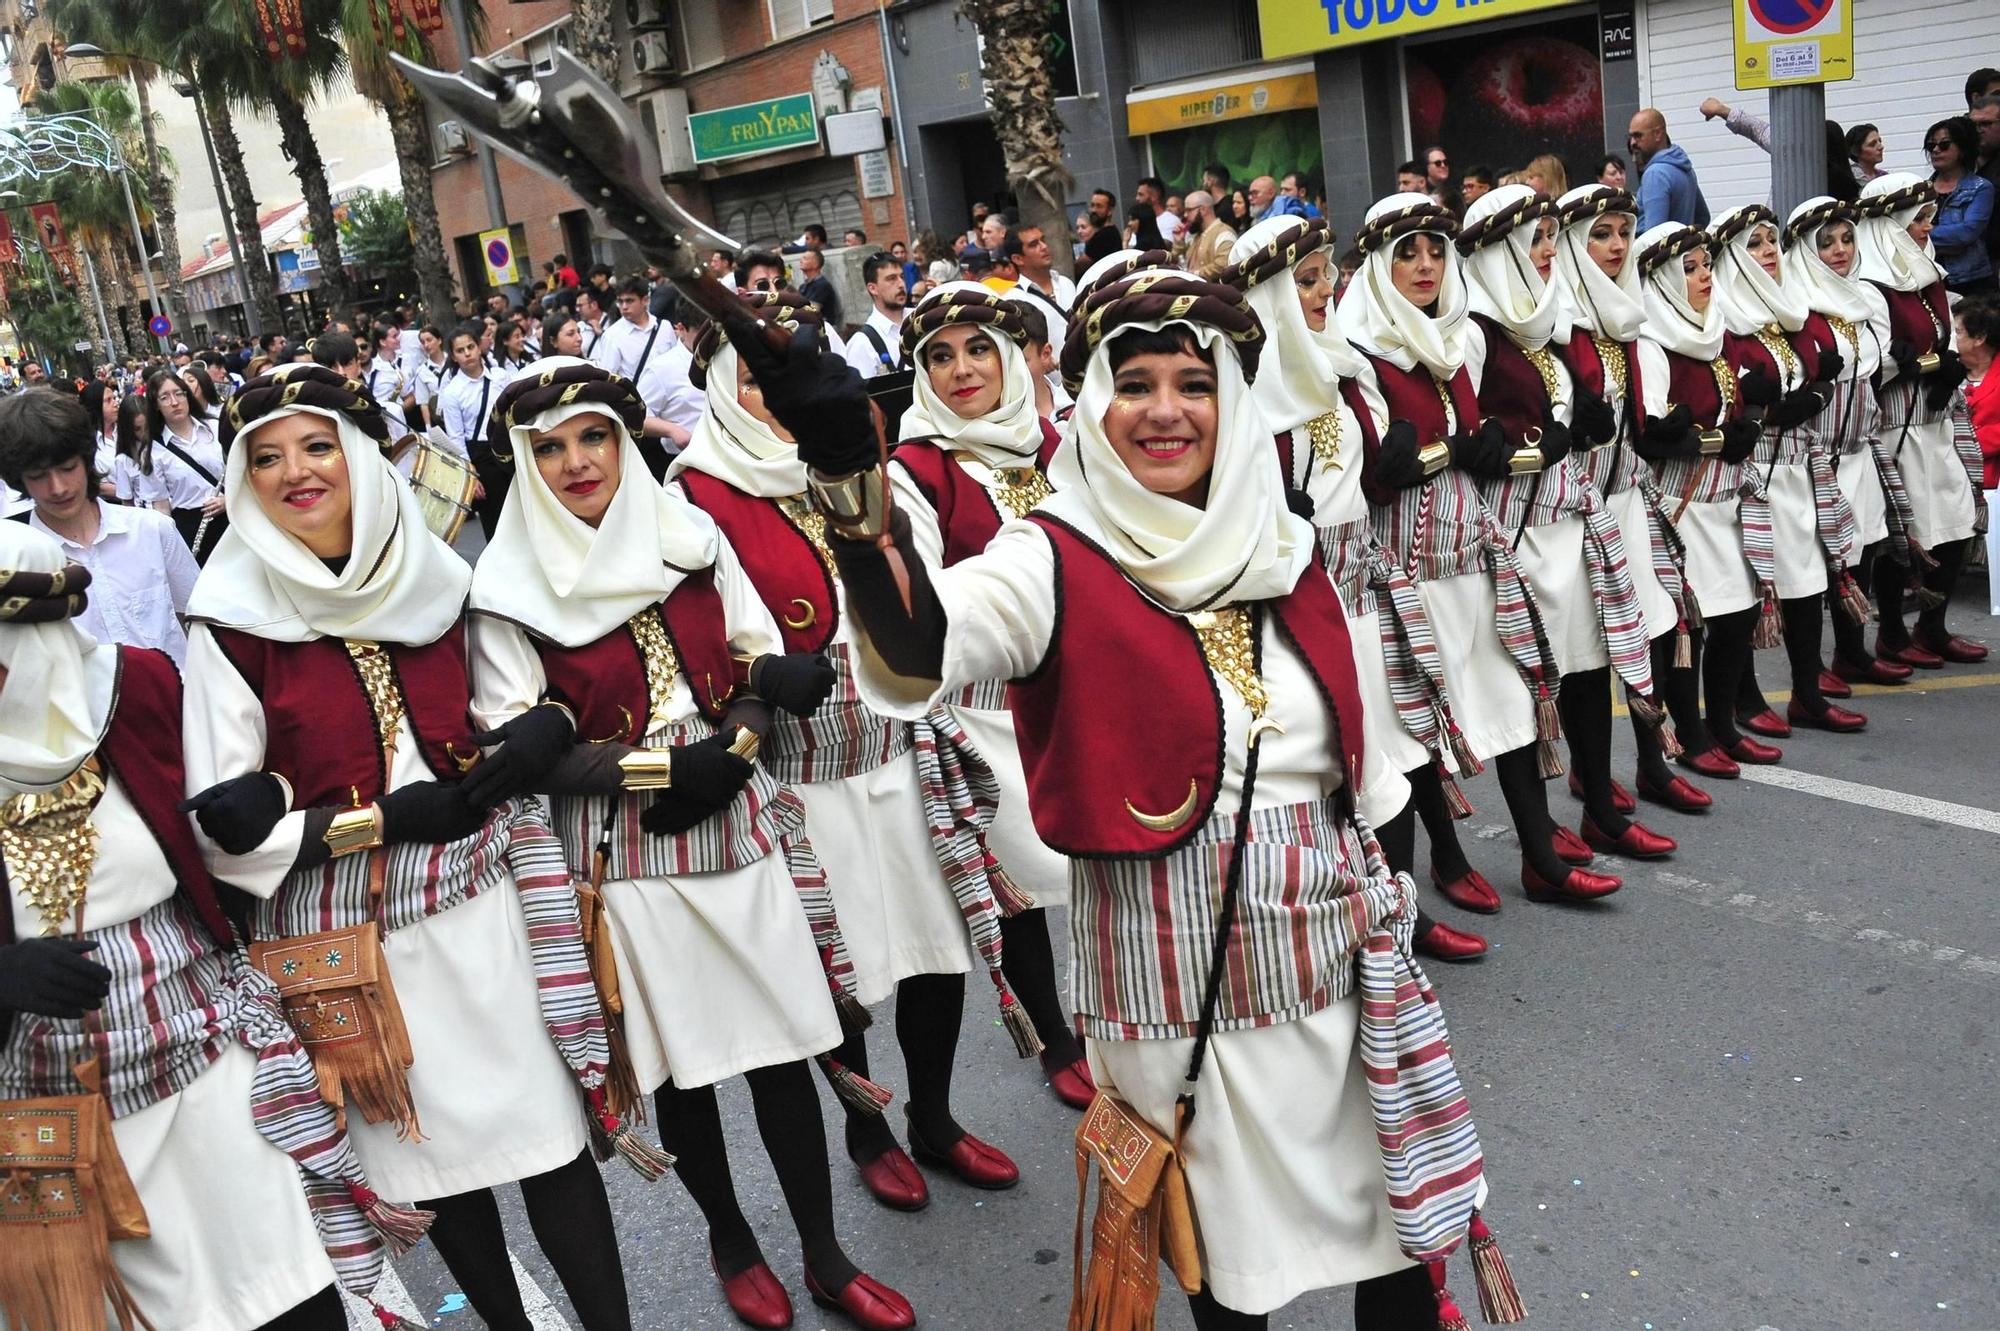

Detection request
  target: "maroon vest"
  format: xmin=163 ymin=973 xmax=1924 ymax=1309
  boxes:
xmin=208 ymin=624 xmax=479 ymax=809
xmin=1727 ymin=323 xmax=1824 ymax=387
xmin=1361 ymin=355 xmax=1482 ymax=448
xmin=1664 ymin=349 xmax=1736 ymax=428
xmin=1010 ymin=515 xmax=1364 ymax=859
xmin=1 ymin=647 xmax=233 ymax=948
xmin=528 ymin=570 xmax=741 ymax=743
xmin=1470 ymin=314 xmax=1552 ymax=447
xmin=677 ymin=470 xmax=838 ymax=654
xmin=1871 ymin=282 xmax=1951 ymax=356
xmin=1557 ymin=329 xmax=1646 ymax=430
xmin=892 ymin=418 xmax=1062 ymax=568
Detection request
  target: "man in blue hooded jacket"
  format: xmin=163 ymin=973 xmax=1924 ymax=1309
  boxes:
xmin=1629 ymin=108 xmax=1711 ymax=232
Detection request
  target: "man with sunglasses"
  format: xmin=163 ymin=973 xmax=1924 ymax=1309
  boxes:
xmin=1970 ymin=96 xmax=2000 ymax=267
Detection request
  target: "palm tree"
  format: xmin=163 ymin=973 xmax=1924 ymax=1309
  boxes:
xmin=963 ymin=0 xmax=1075 ymax=279
xmin=570 ymin=0 xmax=618 ymax=84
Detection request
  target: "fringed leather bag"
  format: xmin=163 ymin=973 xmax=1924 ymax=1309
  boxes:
xmin=579 ymin=810 xmax=640 ymax=1121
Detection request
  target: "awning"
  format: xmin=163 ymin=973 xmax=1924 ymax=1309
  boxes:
xmin=1124 ymin=60 xmax=1318 ymax=137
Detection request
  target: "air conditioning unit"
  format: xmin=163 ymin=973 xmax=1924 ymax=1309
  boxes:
xmin=631 ymin=30 xmax=676 ymax=77
xmin=624 ymin=0 xmax=669 ymax=32
xmin=637 ymin=87 xmax=695 ymax=177
xmin=438 ymin=119 xmax=471 ymax=155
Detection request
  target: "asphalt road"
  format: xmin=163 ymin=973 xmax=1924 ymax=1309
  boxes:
xmin=352 ymin=588 xmax=2000 ymax=1331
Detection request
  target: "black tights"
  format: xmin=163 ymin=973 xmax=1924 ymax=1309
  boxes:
xmin=1700 ymin=607 xmax=1757 ymax=747
xmin=1408 ymin=764 xmax=1469 ymax=882
xmin=1830 ymin=543 xmax=1880 ymax=667
xmin=835 ymin=970 xmax=967 ymax=1159
xmin=1411 ymin=743 xmax=1566 ymax=884
xmin=1186 ymin=1262 xmax=1436 ymax=1330
xmin=655 ymin=1060 xmax=859 ymax=1292
xmin=999 ymin=907 xmax=1083 ymax=1069
xmin=1781 ymin=594 xmax=1830 ymax=713
xmin=1916 ymin=536 xmax=1970 ymax=639
xmin=1374 ymin=796 xmax=1446 ymax=941
xmin=421 ymin=1150 xmax=630 ymax=1331
xmin=1560 ymin=666 xmax=1627 ymax=834
xmin=256 ymin=1286 xmax=344 ymax=1331
xmin=1634 ymin=630 xmax=1703 ymax=782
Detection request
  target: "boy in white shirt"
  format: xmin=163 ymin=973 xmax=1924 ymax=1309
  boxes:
xmin=436 ymin=321 xmax=512 ymax=535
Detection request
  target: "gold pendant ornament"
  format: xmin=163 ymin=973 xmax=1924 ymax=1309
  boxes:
xmin=778 ymin=494 xmax=838 ymax=575
xmin=625 ymin=609 xmax=684 ymax=720
xmin=1593 ymin=337 xmax=1629 ymax=403
xmin=343 ymin=641 xmax=407 ymax=754
xmin=1303 ymin=411 xmax=1342 ymax=471
xmin=1754 ymin=324 xmax=1799 ymax=384
xmin=1186 ymin=608 xmax=1270 ymax=719
xmin=2 ymin=759 xmax=107 ymax=936
xmin=987 ymin=464 xmax=1054 ymax=518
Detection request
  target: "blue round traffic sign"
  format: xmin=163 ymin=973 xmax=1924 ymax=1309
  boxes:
xmin=1745 ymin=0 xmax=1834 ymax=35
xmin=147 ymin=314 xmax=173 ymax=336
xmin=486 ymin=238 xmax=512 ymax=266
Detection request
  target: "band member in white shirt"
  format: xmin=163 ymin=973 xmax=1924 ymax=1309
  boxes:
xmin=144 ymin=368 xmax=227 ymax=561
xmin=366 ymin=322 xmax=416 ymax=441
xmin=438 ymin=321 xmax=514 ymax=536
xmin=843 ymin=253 xmax=911 ymax=381
xmin=590 ymin=276 xmax=698 ymax=447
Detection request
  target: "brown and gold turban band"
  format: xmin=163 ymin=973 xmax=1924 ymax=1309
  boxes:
xmin=1218 ymin=218 xmax=1334 ymax=293
xmin=1856 ymin=179 xmax=1936 ymax=220
xmin=1636 ymin=225 xmax=1713 ymax=279
xmin=488 ymin=362 xmax=649 ymax=467
xmin=1069 ymin=249 xmax=1178 ymax=310
xmin=221 ymin=362 xmax=392 ymax=454
xmin=0 ymin=562 xmax=90 ymax=623
xmin=689 ymin=290 xmax=825 ymax=390
xmin=1057 ymin=270 xmax=1265 ymax=395
xmin=1556 ymin=187 xmax=1638 ymax=229
xmin=1353 ymin=201 xmax=1459 ymax=257
xmin=899 ymin=285 xmax=1029 ymax=360
xmin=1456 ymin=192 xmax=1560 ymax=256
xmin=1708 ymin=203 xmax=1781 ymax=249
xmin=1783 ymin=198 xmax=1858 ymax=250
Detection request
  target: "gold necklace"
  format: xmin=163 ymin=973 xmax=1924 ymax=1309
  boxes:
xmin=1186 ymin=608 xmax=1268 ymax=718
xmin=1754 ymin=324 xmax=1798 ymax=382
xmin=2 ymin=759 xmax=106 ymax=936
xmin=1825 ymin=314 xmax=1859 ymax=365
xmin=1431 ymin=377 xmax=1457 ymax=435
xmin=971 ymin=456 xmax=1054 ymax=518
xmin=1303 ymin=411 xmax=1343 ymax=471
xmin=1707 ymin=356 xmax=1737 ymax=418
xmin=778 ymin=494 xmax=838 ymax=575
xmin=1593 ymin=337 xmax=1629 ymax=401
xmin=626 ymin=609 xmax=683 ymax=720
xmin=344 ymin=641 xmax=407 ymax=756
xmin=1521 ymin=345 xmax=1565 ymax=405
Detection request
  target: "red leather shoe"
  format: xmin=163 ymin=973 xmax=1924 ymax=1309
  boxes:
xmin=1414 ymin=919 xmax=1488 ymax=962
xmin=1045 ymin=1056 xmax=1096 ymax=1111
xmin=712 ymin=1250 xmax=793 ymax=1330
xmin=1636 ymin=773 xmax=1713 ymax=812
xmin=1564 ymin=772 xmax=1635 ymax=812
xmin=1678 ymin=747 xmax=1741 ymax=779
xmin=1521 ymin=862 xmax=1622 ymax=902
xmin=1724 ymin=736 xmax=1783 ymax=764
xmin=1877 ymin=637 xmax=1944 ymax=669
xmin=1551 ymin=825 xmax=1595 ymax=866
xmin=1431 ymin=867 xmax=1502 ymax=914
xmin=1787 ymin=699 xmax=1867 ymax=732
xmin=1581 ymin=816 xmax=1676 ymax=859
xmin=804 ymin=1268 xmax=916 ymax=1331
xmin=1738 ymin=707 xmax=1792 ymax=738
xmin=850 ymin=1145 xmax=928 ymax=1212
xmin=906 ymin=1117 xmax=1019 ymax=1190
xmin=1816 ymin=669 xmax=1852 ymax=699
xmin=1833 ymin=655 xmax=1911 ymax=684
xmin=1914 ymin=631 xmax=1989 ymax=663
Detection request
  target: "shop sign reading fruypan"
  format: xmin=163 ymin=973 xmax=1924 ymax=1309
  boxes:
xmin=688 ymin=93 xmax=821 ymax=165
xmin=1258 ymin=0 xmax=1577 ymax=58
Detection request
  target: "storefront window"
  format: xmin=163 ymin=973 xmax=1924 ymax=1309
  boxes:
xmin=1149 ymin=106 xmax=1323 ymax=196
xmin=1404 ymin=13 xmax=1603 ymax=192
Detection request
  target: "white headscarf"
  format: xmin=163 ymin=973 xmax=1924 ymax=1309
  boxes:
xmin=666 ymin=342 xmax=807 ymax=499
xmin=1856 ymin=172 xmax=1946 ymax=293
xmin=0 ymin=523 xmax=118 ymax=792
xmin=1554 ymin=186 xmax=1647 ymax=342
xmin=1039 ymin=316 xmax=1310 ymax=611
xmin=896 ymin=282 xmax=1045 ymax=464
xmin=188 ymin=406 xmax=470 ymax=645
xmin=1783 ymin=198 xmax=1881 ymax=324
xmin=1228 ymin=215 xmax=1375 ymax=433
xmin=469 ymin=360 xmax=721 ymax=647
xmin=1461 ymin=185 xmax=1567 ymax=350
xmin=1338 ymin=194 xmax=1470 ymax=380
xmin=1636 ymin=223 xmax=1726 ymax=362
xmin=1711 ymin=205 xmax=1810 ymax=336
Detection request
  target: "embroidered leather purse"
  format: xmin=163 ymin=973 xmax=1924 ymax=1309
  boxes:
xmin=577 ymin=807 xmax=640 ymax=1120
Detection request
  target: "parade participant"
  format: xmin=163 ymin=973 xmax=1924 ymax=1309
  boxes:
xmin=1710 ymin=203 xmax=1865 ymax=735
xmin=110 ymin=393 xmax=165 ymax=510
xmin=765 ymin=268 xmax=1517 ymax=1331
xmin=1552 ymin=184 xmax=1714 ymax=813
xmin=365 ymin=323 xmax=413 ymax=443
xmin=1222 ymin=215 xmax=1488 ymax=961
xmin=143 ymin=368 xmax=227 ymax=561
xmin=468 ymin=359 xmax=912 ymax=1331
xmin=1338 ymin=194 xmax=1620 ymax=905
xmin=1459 ymin=185 xmax=1677 ymax=860
xmin=439 ymin=322 xmax=514 ymax=536
xmin=179 ymin=366 xmax=644 ymax=1331
xmin=1856 ymin=173 xmax=1988 ymax=664
xmin=412 ymin=325 xmax=450 ymax=434
xmin=670 ymin=293 xmax=1030 ymax=1217
xmin=1782 ymin=197 xmax=1917 ymax=693
xmin=82 ymin=379 xmax=120 ymax=497
xmin=888 ymin=282 xmax=1103 ymax=1091
xmin=0 ymin=519 xmax=429 ymax=1331
xmin=1632 ymin=223 xmax=1772 ymax=772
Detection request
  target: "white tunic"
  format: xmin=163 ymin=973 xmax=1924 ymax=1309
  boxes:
xmin=3 ymin=776 xmax=333 ymax=1331
xmin=181 ymin=625 xmax=588 ymax=1201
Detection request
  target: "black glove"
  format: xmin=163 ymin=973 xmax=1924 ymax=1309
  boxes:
xmin=1719 ymin=417 xmax=1761 ymax=464
xmin=1283 ymin=486 xmax=1316 ymax=521
xmin=750 ymin=652 xmax=837 ymax=718
xmin=460 ymin=703 xmax=577 ymax=809
xmin=1884 ymin=339 xmax=1922 ymax=381
xmin=1922 ymin=347 xmax=1967 ymax=412
xmin=377 ymin=781 xmax=487 ymax=846
xmin=1372 ymin=420 xmax=1429 ymax=490
xmin=638 ymin=732 xmax=757 ymax=837
xmin=1770 ymin=386 xmax=1826 ymax=430
xmin=0 ymin=939 xmax=112 ymax=1018
xmin=1635 ymin=405 xmax=1697 ymax=462
xmin=1536 ymin=401 xmax=1573 ymax=465
xmin=1572 ymin=392 xmax=1618 ymax=445
xmin=733 ymin=325 xmax=877 ymax=475
xmin=1816 ymin=347 xmax=1845 ymax=385
xmin=179 ymin=772 xmax=288 ymax=856
xmin=1738 ymin=367 xmax=1780 ymax=407
xmin=1451 ymin=418 xmax=1513 ymax=479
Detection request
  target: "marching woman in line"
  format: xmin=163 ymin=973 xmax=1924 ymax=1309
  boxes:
xmin=1337 ymin=194 xmax=1620 ymax=906
xmin=1550 ymin=184 xmax=1715 ymax=814
xmin=0 ymin=500 xmax=426 ymax=1331
xmin=667 ymin=294 xmax=1029 ymax=1216
xmin=1780 ymin=197 xmax=1919 ymax=693
xmin=1856 ymin=173 xmax=1988 ymax=665
xmin=756 ymin=269 xmax=1517 ymax=1331
xmin=177 ymin=367 xmax=641 ymax=1331
xmin=1708 ymin=203 xmax=1866 ymax=738
xmin=143 ymin=369 xmax=227 ymax=561
xmin=467 ymin=359 xmax=913 ymax=1331
xmin=888 ymin=282 xmax=1104 ymax=1092
xmin=1457 ymin=185 xmax=1677 ymax=862
xmin=1631 ymin=224 xmax=1771 ymax=774
xmin=1221 ymin=215 xmax=1489 ymax=961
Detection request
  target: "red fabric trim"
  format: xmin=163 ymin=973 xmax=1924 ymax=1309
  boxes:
xmin=677 ymin=471 xmax=837 ymax=653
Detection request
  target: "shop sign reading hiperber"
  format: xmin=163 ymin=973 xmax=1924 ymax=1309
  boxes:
xmin=688 ymin=93 xmax=821 ymax=165
xmin=1733 ymin=0 xmax=1853 ymax=90
xmin=1258 ymin=0 xmax=1577 ymax=58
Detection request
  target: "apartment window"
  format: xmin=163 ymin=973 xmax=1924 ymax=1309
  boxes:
xmin=677 ymin=0 xmax=724 ymax=70
xmin=767 ymin=0 xmax=834 ymax=43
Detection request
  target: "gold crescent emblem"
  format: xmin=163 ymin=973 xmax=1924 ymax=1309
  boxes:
xmin=1125 ymin=779 xmax=1201 ymax=833
xmin=1248 ymin=716 xmax=1288 ymax=746
xmin=783 ymin=598 xmax=817 ymax=630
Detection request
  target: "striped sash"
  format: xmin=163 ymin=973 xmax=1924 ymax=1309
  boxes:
xmin=1737 ymin=470 xmax=1780 ymax=614
xmin=1807 ymin=444 xmax=1858 ymax=571
xmin=1638 ymin=474 xmax=1700 ymax=635
xmin=782 ymin=829 xmax=860 ymax=1005
xmin=1480 ymin=517 xmax=1564 ymax=751
xmin=1575 ymin=487 xmax=1654 ymax=697
xmin=765 ymin=644 xmax=911 ymax=785
xmin=1950 ymin=393 xmax=1989 ymax=534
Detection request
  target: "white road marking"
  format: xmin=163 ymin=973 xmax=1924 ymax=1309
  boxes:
xmin=1733 ymin=765 xmax=2000 ymax=836
xmin=510 ymin=1252 xmax=573 ymax=1330
xmin=341 ymin=1250 xmax=573 ymax=1330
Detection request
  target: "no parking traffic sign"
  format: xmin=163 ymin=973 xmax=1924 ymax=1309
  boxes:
xmin=148 ymin=314 xmax=172 ymax=337
xmin=480 ymin=228 xmax=519 ymax=287
xmin=1734 ymin=0 xmax=1853 ymax=89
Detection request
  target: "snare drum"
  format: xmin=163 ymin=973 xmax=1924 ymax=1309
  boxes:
xmin=407 ymin=439 xmax=479 ymax=543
